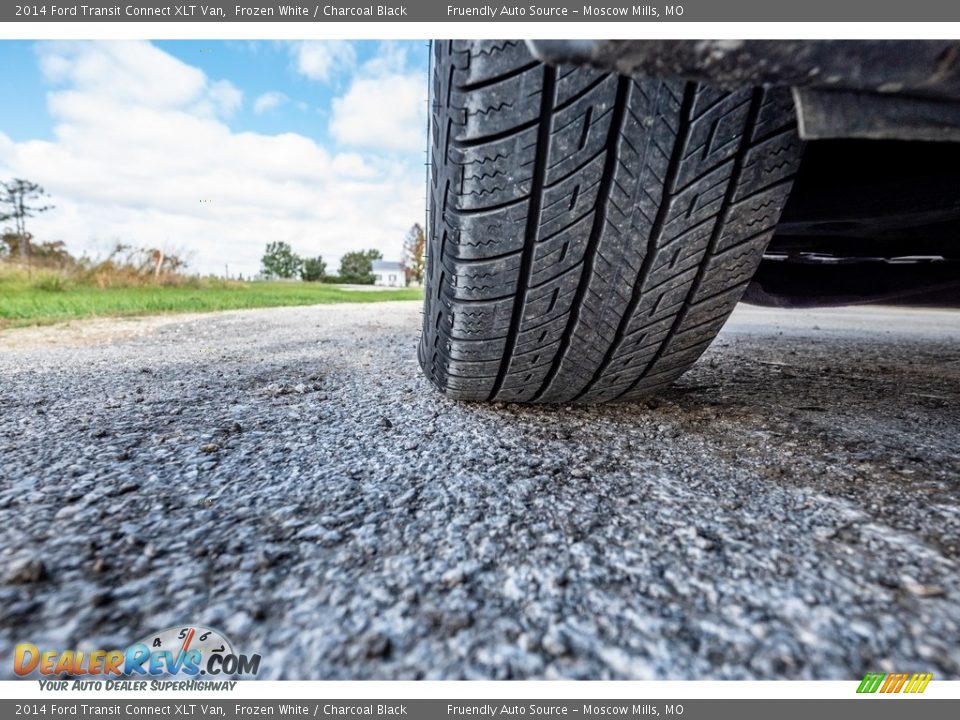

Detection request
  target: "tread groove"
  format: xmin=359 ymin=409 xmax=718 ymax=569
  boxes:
xmin=533 ymin=77 xmax=632 ymax=401
xmin=456 ymin=60 xmax=540 ymax=92
xmin=488 ymin=64 xmax=557 ymax=401
xmin=618 ymin=89 xmax=765 ymax=399
xmin=575 ymin=83 xmax=698 ymax=401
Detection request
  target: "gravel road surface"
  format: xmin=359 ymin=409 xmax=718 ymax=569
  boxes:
xmin=1 ymin=302 xmax=958 ymax=679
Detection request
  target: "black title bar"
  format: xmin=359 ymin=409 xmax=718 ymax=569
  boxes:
xmin=6 ymin=0 xmax=960 ymax=22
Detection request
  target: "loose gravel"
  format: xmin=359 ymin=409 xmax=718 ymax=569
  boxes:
xmin=0 ymin=302 xmax=958 ymax=679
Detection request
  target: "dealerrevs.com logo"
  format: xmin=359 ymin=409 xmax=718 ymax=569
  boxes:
xmin=14 ymin=625 xmax=260 ymax=678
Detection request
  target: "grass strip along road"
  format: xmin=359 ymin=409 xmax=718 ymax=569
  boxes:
xmin=0 ymin=277 xmax=422 ymax=328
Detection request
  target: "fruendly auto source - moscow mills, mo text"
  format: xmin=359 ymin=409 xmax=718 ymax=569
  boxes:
xmin=446 ymin=4 xmax=680 ymax=17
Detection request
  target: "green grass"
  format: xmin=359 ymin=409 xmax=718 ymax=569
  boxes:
xmin=0 ymin=274 xmax=423 ymax=328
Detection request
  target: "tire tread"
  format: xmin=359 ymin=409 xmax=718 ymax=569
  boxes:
xmin=419 ymin=41 xmax=802 ymax=403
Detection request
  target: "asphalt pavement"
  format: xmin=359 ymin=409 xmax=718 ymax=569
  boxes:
xmin=0 ymin=301 xmax=958 ymax=679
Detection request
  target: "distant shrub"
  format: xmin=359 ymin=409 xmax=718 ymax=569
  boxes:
xmin=3 ymin=241 xmax=195 ymax=289
xmin=301 ymin=256 xmax=327 ymax=282
xmin=31 ymin=273 xmax=70 ymax=292
xmin=72 ymin=243 xmax=192 ymax=288
xmin=338 ymin=250 xmax=380 ymax=284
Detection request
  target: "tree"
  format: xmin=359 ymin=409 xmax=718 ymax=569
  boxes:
xmin=338 ymin=249 xmax=382 ymax=284
xmin=300 ymin=256 xmax=327 ymax=282
xmin=401 ymin=223 xmax=426 ymax=286
xmin=261 ymin=241 xmax=302 ymax=279
xmin=1 ymin=234 xmax=73 ymax=267
xmin=0 ymin=179 xmax=54 ymax=261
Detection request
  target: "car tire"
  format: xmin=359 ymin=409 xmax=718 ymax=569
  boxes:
xmin=419 ymin=40 xmax=803 ymax=402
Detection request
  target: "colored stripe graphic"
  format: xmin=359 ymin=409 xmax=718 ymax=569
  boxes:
xmin=857 ymin=672 xmax=932 ymax=693
xmin=905 ymin=673 xmax=933 ymax=693
xmin=857 ymin=673 xmax=886 ymax=693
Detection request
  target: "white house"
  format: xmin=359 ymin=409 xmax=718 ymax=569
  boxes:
xmin=372 ymin=260 xmax=404 ymax=287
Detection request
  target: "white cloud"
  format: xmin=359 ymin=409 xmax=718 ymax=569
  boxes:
xmin=328 ymin=42 xmax=428 ymax=153
xmin=38 ymin=40 xmax=242 ymax=119
xmin=360 ymin=40 xmax=411 ymax=76
xmin=0 ymin=41 xmax=424 ymax=276
xmin=205 ymin=80 xmax=243 ymax=117
xmin=253 ymin=91 xmax=287 ymax=115
xmin=290 ymin=41 xmax=355 ymax=82
xmin=330 ymin=75 xmax=427 ymax=152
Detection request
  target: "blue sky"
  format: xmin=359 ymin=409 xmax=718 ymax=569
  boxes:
xmin=158 ymin=40 xmax=429 ymax=144
xmin=0 ymin=42 xmax=51 ymax=142
xmin=0 ymin=40 xmax=429 ymax=275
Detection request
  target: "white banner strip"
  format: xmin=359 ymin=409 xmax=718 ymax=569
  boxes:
xmin=3 ymin=679 xmax=960 ymax=700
